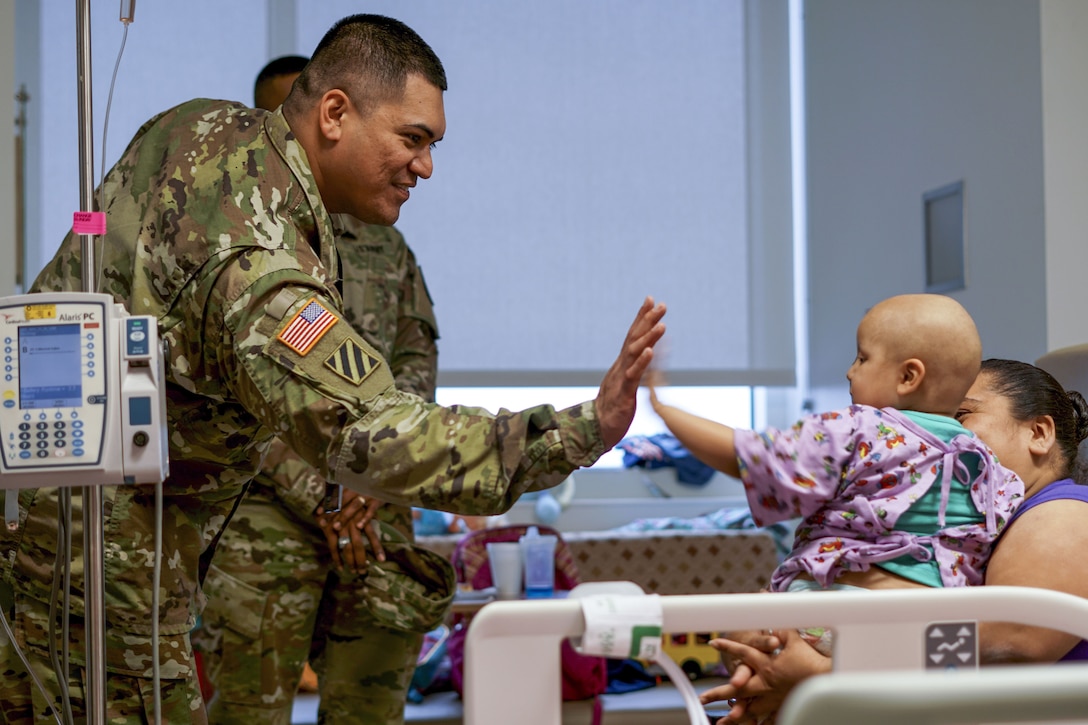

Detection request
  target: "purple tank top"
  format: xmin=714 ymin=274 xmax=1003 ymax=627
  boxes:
xmin=1007 ymin=479 xmax=1088 ymax=661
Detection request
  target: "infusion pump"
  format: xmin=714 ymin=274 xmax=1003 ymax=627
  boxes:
xmin=0 ymin=292 xmax=168 ymax=489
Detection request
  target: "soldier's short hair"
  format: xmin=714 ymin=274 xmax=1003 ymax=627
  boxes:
xmin=287 ymin=14 xmax=447 ymax=118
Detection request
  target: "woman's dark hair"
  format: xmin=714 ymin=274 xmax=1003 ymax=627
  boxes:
xmin=981 ymin=358 xmax=1088 ymax=482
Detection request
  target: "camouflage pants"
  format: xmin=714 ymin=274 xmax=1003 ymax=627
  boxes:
xmin=193 ymin=495 xmax=422 ymax=725
xmin=0 ymin=582 xmax=206 ymax=724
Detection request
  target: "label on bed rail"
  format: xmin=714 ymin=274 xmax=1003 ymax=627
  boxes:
xmin=925 ymin=621 xmax=978 ymax=670
xmin=576 ymin=593 xmax=663 ymax=660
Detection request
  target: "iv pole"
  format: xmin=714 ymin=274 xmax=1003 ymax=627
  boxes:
xmin=14 ymin=84 xmax=28 ymax=292
xmin=75 ymin=0 xmax=108 ymax=722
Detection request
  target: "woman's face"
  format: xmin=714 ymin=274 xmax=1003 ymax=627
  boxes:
xmin=957 ymin=372 xmax=1038 ymax=488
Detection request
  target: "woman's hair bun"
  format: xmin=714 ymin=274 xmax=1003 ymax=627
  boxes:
xmin=1068 ymin=389 xmax=1088 ymax=444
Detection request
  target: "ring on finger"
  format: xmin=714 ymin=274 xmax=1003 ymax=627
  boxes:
xmin=337 ymin=536 xmax=350 ymax=549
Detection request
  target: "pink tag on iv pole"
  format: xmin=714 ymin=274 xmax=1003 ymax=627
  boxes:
xmin=72 ymin=211 xmax=106 ymax=235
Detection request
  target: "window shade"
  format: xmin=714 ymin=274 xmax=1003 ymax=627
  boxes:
xmin=29 ymin=0 xmax=794 ymax=388
xmin=300 ymin=1 xmax=793 ymax=387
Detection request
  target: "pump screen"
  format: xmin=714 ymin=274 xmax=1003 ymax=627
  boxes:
xmin=19 ymin=324 xmax=83 ymax=409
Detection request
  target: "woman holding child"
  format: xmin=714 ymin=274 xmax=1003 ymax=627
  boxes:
xmin=651 ymin=295 xmax=1024 ymax=606
xmin=702 ymin=357 xmax=1088 ymax=723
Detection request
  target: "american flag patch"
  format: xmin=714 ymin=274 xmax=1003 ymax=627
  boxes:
xmin=277 ymin=298 xmax=338 ymax=355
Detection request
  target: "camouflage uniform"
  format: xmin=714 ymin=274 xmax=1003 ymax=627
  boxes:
xmin=0 ymin=99 xmax=603 ymax=723
xmin=194 ymin=218 xmax=441 ymax=725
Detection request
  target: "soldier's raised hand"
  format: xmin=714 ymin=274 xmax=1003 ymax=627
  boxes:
xmin=594 ymin=296 xmax=667 ymax=449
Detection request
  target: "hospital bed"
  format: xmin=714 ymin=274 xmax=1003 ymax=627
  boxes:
xmin=462 ymin=586 xmax=1088 ymax=724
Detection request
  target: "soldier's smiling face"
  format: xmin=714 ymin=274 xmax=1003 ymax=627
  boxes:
xmin=325 ymin=74 xmax=445 ymax=225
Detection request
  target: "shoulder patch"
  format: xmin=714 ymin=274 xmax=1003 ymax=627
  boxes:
xmin=277 ymin=298 xmax=339 ymax=355
xmin=325 ymin=338 xmax=383 ymax=385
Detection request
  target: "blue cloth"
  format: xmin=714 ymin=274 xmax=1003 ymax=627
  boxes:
xmin=613 ymin=506 xmax=795 ymax=561
xmin=604 ymin=657 xmax=658 ymax=694
xmin=618 ymin=433 xmax=716 ymax=486
xmin=412 ymin=508 xmax=453 ymax=537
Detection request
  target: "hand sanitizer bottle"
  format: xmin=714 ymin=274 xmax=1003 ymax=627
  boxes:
xmin=519 ymin=526 xmax=558 ymax=598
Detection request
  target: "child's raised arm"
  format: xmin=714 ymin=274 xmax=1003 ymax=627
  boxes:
xmin=646 ymin=370 xmax=740 ymax=479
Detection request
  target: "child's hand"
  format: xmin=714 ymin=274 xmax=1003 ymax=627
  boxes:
xmin=644 ymin=367 xmax=668 ymax=412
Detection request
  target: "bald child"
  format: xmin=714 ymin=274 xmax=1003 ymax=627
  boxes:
xmin=649 ymin=294 xmax=1024 ymax=613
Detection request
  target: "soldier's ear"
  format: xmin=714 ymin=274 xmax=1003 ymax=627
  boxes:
xmin=318 ymin=89 xmax=351 ymax=141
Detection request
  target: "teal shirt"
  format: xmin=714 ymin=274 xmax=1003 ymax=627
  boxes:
xmin=877 ymin=411 xmax=983 ymax=586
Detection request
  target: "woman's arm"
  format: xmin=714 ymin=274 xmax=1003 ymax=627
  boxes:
xmin=982 ymin=498 xmax=1088 ymax=663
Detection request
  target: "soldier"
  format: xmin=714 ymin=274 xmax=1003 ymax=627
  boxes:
xmin=0 ymin=14 xmax=666 ymax=724
xmin=193 ymin=55 xmax=446 ymax=724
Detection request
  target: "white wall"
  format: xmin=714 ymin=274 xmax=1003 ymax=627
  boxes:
xmin=803 ymin=0 xmax=1049 ymax=391
xmin=1040 ymin=0 xmax=1088 ymax=354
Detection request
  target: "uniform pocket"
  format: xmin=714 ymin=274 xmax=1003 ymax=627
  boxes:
xmin=201 ymin=564 xmax=267 ymax=640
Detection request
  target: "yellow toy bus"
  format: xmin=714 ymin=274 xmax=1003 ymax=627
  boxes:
xmin=659 ymin=630 xmax=724 ymax=681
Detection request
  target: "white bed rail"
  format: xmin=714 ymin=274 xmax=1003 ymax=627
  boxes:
xmin=778 ymin=663 xmax=1088 ymax=724
xmin=463 ymin=586 xmax=1088 ymax=725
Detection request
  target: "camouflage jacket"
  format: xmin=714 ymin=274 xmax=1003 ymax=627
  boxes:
xmin=255 ymin=217 xmax=440 ymax=520
xmin=0 ymin=99 xmax=602 ymax=675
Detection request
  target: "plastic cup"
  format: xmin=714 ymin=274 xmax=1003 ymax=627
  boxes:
xmin=486 ymin=542 xmax=523 ymax=599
